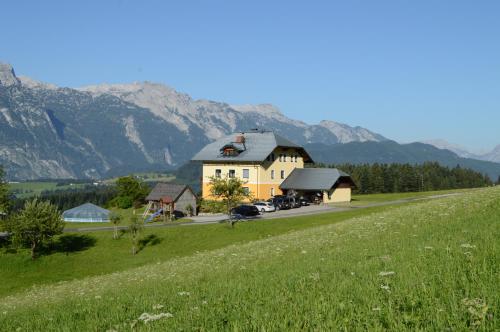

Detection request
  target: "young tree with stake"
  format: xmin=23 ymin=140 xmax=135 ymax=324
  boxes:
xmin=208 ymin=176 xmax=250 ymax=228
xmin=128 ymin=215 xmax=143 ymax=255
xmin=109 ymin=212 xmax=122 ymax=239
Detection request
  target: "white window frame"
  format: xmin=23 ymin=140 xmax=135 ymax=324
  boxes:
xmin=242 ymin=169 xmax=249 ymax=179
xmin=280 ymin=170 xmax=285 ymax=179
xmin=215 ymin=169 xmax=222 ymax=178
xmin=228 ymin=169 xmax=236 ymax=178
xmin=271 ymin=170 xmax=275 ymax=179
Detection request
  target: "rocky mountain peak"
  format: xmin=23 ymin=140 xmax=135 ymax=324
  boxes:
xmin=319 ymin=120 xmax=386 ymax=143
xmin=0 ymin=62 xmax=20 ymax=86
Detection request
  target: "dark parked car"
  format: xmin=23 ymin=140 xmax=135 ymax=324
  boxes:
xmin=231 ymin=205 xmax=261 ymax=218
xmin=299 ymin=197 xmax=311 ymax=206
xmin=268 ymin=196 xmax=292 ymax=210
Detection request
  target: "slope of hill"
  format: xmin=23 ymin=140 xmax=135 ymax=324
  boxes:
xmin=0 ymin=62 xmax=386 ymax=180
xmin=305 ymin=141 xmax=500 ymax=179
xmin=0 ymin=188 xmax=497 ymax=330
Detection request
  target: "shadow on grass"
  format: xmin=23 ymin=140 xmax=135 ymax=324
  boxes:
xmin=138 ymin=234 xmax=162 ymax=252
xmin=42 ymin=234 xmax=97 ymax=256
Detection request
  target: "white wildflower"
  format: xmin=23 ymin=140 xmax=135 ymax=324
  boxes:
xmin=138 ymin=312 xmax=173 ymax=323
xmin=380 ymin=285 xmax=391 ymax=292
xmin=301 ymin=250 xmax=307 ymax=254
xmin=152 ymin=304 xmax=164 ymax=310
xmin=94 ymin=295 xmax=101 ymax=299
xmin=424 ymin=246 xmax=434 ymax=250
xmin=178 ymin=291 xmax=191 ymax=296
xmin=379 ymin=271 xmax=395 ymax=277
xmin=202 ymin=300 xmax=208 ymax=305
xmin=350 ymin=272 xmax=355 ymax=276
xmin=309 ymin=272 xmax=320 ymax=281
xmin=372 ymin=307 xmax=381 ymax=311
xmin=461 ymin=243 xmax=476 ymax=249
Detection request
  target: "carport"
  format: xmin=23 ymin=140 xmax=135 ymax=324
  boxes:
xmin=280 ymin=168 xmax=355 ymax=203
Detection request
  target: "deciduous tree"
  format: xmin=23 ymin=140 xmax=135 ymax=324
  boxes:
xmin=208 ymin=176 xmax=250 ymax=227
xmin=0 ymin=166 xmax=10 ymax=215
xmin=5 ymin=199 xmax=64 ymax=259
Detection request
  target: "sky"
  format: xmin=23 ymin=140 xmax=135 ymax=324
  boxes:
xmin=1 ymin=0 xmax=499 ymax=152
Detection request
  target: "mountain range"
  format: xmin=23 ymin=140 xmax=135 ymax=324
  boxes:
xmin=1 ymin=62 xmax=499 ymax=181
xmin=421 ymin=139 xmax=500 ymax=163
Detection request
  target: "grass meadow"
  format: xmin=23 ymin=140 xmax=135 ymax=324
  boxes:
xmin=0 ymin=187 xmax=498 ymax=330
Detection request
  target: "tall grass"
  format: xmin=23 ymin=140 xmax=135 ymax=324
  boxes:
xmin=1 ymin=187 xmax=498 ymax=331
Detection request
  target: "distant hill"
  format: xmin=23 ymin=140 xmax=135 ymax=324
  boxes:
xmin=305 ymin=141 xmax=500 ymax=180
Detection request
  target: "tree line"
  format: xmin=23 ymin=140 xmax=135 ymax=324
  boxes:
xmin=316 ymin=162 xmax=494 ymax=194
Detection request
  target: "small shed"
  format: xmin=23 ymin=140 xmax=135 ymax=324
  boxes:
xmin=63 ymin=203 xmax=110 ymax=223
xmin=145 ymin=183 xmax=197 ymax=216
xmin=280 ymin=168 xmax=355 ymax=203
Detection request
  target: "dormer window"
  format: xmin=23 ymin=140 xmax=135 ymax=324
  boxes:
xmin=220 ymin=143 xmax=245 ymax=157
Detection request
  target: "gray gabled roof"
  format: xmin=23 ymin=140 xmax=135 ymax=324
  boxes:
xmin=191 ymin=131 xmax=313 ymax=163
xmin=146 ymin=183 xmax=194 ymax=202
xmin=280 ymin=168 xmax=353 ymax=191
xmin=62 ymin=203 xmax=110 ymax=219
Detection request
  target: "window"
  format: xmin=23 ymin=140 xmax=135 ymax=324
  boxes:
xmin=229 ymin=169 xmax=235 ymax=178
xmin=243 ymin=187 xmax=250 ymax=194
xmin=294 ymin=155 xmax=298 ymax=162
xmin=271 ymin=170 xmax=275 ymax=179
xmin=242 ymin=169 xmax=249 ymax=179
xmin=215 ymin=169 xmax=221 ymax=178
xmin=270 ymin=187 xmax=275 ymax=196
xmin=280 ymin=170 xmax=285 ymax=179
xmin=279 ymin=154 xmax=283 ymax=162
xmin=271 ymin=153 xmax=275 ymax=161
xmin=283 ymin=154 xmax=287 ymax=162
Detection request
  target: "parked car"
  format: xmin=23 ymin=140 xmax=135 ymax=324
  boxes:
xmin=268 ymin=196 xmax=291 ymax=210
xmin=253 ymin=201 xmax=276 ymax=213
xmin=299 ymin=197 xmax=311 ymax=206
xmin=231 ymin=205 xmax=261 ymax=218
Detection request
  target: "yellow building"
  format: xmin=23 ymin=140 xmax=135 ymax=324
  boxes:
xmin=191 ymin=130 xmax=354 ymax=203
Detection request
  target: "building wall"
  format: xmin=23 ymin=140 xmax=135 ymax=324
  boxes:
xmin=322 ymin=182 xmax=352 ymax=203
xmin=201 ymin=147 xmax=305 ymax=200
xmin=174 ymin=189 xmax=197 ymax=215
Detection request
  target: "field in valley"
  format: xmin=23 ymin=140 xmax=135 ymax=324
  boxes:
xmin=0 ymin=187 xmax=498 ymax=330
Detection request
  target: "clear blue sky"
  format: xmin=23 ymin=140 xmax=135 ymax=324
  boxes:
xmin=1 ymin=0 xmax=499 ymax=151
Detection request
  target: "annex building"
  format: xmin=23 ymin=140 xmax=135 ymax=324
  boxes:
xmin=191 ymin=130 xmax=355 ymax=203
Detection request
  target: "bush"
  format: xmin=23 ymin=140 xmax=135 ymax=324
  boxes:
xmin=110 ymin=196 xmax=133 ymax=209
xmin=199 ymin=200 xmax=226 ymax=213
xmin=185 ymin=204 xmax=194 ymax=217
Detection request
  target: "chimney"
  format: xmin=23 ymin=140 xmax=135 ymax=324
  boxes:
xmin=235 ymin=135 xmax=245 ymax=144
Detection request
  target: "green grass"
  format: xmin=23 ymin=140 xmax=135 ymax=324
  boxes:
xmin=2 ymin=204 xmax=404 ymax=297
xmin=1 ymin=187 xmax=498 ymax=330
xmin=347 ymin=188 xmax=472 ymax=205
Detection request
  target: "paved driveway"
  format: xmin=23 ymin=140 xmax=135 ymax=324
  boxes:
xmin=63 ymin=192 xmax=462 ymax=233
